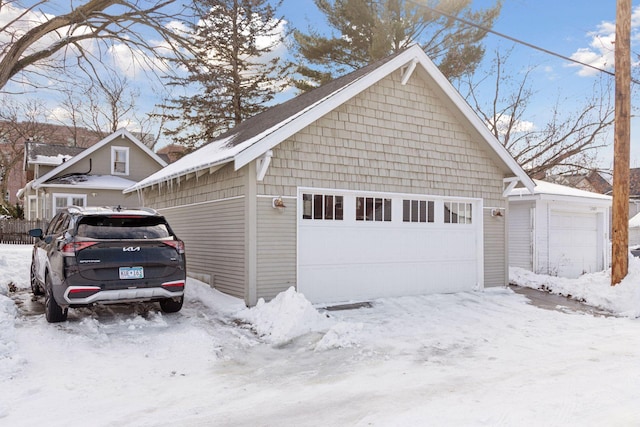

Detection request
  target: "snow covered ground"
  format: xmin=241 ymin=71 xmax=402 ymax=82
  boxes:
xmin=2 ymin=243 xmax=640 ymax=426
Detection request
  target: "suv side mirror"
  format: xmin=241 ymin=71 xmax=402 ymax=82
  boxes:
xmin=28 ymin=228 xmax=43 ymax=239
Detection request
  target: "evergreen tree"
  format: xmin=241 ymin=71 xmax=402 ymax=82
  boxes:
xmin=163 ymin=0 xmax=288 ymax=148
xmin=292 ymin=0 xmax=502 ymax=90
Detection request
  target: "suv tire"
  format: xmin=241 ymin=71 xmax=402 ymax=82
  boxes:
xmin=159 ymin=296 xmax=184 ymax=313
xmin=30 ymin=261 xmax=43 ymax=296
xmin=45 ymin=273 xmax=68 ymax=323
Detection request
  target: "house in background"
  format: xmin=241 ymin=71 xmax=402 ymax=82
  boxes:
xmin=508 ymin=180 xmax=611 ymax=278
xmin=0 ymin=122 xmax=105 ymax=206
xmin=125 ymin=45 xmax=534 ymax=307
xmin=19 ymin=129 xmax=167 ymax=220
xmin=156 ymin=144 xmax=187 ymax=163
xmin=545 ymin=170 xmax=612 ymax=196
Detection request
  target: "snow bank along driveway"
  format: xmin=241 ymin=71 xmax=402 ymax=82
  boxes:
xmin=2 ymin=244 xmax=640 ymax=426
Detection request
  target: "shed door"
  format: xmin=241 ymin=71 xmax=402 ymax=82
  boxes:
xmin=549 ymin=210 xmax=598 ymax=278
xmin=297 ymin=190 xmax=483 ymax=304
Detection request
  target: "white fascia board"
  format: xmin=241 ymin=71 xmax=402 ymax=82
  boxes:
xmin=537 ymin=193 xmax=612 ymax=206
xmin=233 ymin=47 xmax=426 ymax=171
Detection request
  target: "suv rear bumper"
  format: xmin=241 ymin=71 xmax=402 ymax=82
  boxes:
xmin=63 ymin=282 xmax=184 ymax=305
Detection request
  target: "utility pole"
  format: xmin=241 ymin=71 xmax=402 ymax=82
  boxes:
xmin=611 ymin=0 xmax=632 ymax=285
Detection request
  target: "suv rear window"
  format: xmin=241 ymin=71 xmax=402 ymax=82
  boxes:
xmin=76 ymin=216 xmax=172 ymax=239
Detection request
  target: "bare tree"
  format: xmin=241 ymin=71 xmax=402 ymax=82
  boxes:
xmin=56 ymin=77 xmax=165 ymax=148
xmin=0 ymin=0 xmax=193 ymax=92
xmin=461 ymin=48 xmax=615 ymax=178
xmin=0 ymin=98 xmax=50 ymax=213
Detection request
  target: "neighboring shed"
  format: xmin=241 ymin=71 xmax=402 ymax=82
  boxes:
xmin=508 ymin=180 xmax=611 ymax=278
xmin=629 ymin=212 xmax=640 ymax=247
xmin=125 ymin=45 xmax=534 ymax=306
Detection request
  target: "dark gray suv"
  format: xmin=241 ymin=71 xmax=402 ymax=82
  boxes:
xmin=29 ymin=206 xmax=186 ymax=323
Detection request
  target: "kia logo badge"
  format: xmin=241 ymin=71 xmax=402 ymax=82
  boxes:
xmin=123 ymin=247 xmax=141 ymax=252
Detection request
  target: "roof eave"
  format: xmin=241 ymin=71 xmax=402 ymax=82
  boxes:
xmin=123 ymin=158 xmax=232 ymax=194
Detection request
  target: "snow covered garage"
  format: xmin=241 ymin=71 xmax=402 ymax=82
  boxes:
xmin=126 ymin=46 xmax=534 ymax=306
xmin=508 ymin=180 xmax=611 ymax=278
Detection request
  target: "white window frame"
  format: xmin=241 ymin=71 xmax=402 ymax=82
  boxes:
xmin=27 ymin=195 xmax=37 ymax=220
xmin=111 ymin=146 xmax=129 ymax=176
xmin=52 ymin=193 xmax=87 ymax=215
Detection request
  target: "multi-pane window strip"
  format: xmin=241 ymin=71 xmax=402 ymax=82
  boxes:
xmin=302 ymin=194 xmax=344 ymax=220
xmin=355 ymin=197 xmax=392 ymax=222
xmin=402 ymin=199 xmax=434 ymax=223
xmin=444 ymin=202 xmax=472 ymax=224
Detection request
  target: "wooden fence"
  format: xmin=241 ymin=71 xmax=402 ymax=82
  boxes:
xmin=0 ymin=219 xmax=48 ymax=244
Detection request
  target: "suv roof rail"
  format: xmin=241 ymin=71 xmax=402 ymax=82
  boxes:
xmin=65 ymin=206 xmax=159 ymax=215
xmin=67 ymin=205 xmax=84 ymax=213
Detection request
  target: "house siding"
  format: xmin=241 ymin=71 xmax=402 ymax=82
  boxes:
xmin=483 ymin=209 xmax=507 ymax=287
xmin=255 ymin=196 xmax=297 ymax=301
xmin=142 ymin=163 xmax=247 ymax=300
xmin=141 ymin=163 xmax=245 ymax=208
xmin=158 ymin=197 xmax=246 ymax=299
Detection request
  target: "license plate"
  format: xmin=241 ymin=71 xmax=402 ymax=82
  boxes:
xmin=119 ymin=266 xmax=144 ymax=280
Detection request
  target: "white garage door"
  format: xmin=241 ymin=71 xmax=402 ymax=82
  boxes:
xmin=297 ymin=189 xmax=483 ymax=304
xmin=549 ymin=210 xmax=598 ymax=278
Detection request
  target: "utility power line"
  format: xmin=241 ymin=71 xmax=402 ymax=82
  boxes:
xmin=418 ymin=3 xmax=640 ymax=85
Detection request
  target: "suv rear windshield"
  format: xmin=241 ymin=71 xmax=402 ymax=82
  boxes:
xmin=76 ymin=216 xmax=172 ymax=240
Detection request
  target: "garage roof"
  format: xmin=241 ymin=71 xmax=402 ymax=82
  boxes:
xmin=125 ymin=45 xmax=534 ymax=194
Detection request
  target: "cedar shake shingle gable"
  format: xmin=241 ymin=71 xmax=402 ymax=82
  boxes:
xmin=126 ymin=45 xmax=534 ymax=194
xmin=219 ymin=49 xmax=404 ymax=149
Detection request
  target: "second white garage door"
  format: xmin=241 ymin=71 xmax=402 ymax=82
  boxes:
xmin=549 ymin=210 xmax=600 ymax=278
xmin=297 ymin=189 xmax=484 ymax=304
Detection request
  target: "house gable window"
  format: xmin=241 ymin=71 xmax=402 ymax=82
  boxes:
xmin=53 ymin=193 xmax=87 ymax=215
xmin=111 ymin=146 xmax=129 ymax=175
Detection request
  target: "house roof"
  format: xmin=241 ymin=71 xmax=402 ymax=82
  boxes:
xmin=24 ymin=142 xmax=86 ymax=168
xmin=125 ymin=45 xmax=534 ymax=194
xmin=545 ymin=171 xmax=612 ymax=195
xmin=630 ymin=168 xmax=640 ymax=198
xmin=509 ymin=179 xmax=612 ymax=204
xmin=39 ymin=174 xmax=137 ymax=190
xmin=31 ymin=129 xmax=167 ymax=190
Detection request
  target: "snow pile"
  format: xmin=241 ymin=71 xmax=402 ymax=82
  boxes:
xmin=510 ymin=255 xmax=640 ymax=317
xmin=235 ymin=286 xmax=333 ymax=345
xmin=314 ymin=321 xmax=364 ymax=351
xmin=0 ymin=283 xmax=22 ymax=380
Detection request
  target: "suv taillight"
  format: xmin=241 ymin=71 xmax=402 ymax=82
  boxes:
xmin=163 ymin=240 xmax=185 ymax=254
xmin=61 ymin=241 xmax=98 ymax=256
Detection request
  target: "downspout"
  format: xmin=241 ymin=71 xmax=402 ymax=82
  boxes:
xmin=244 ymin=161 xmax=258 ymax=306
